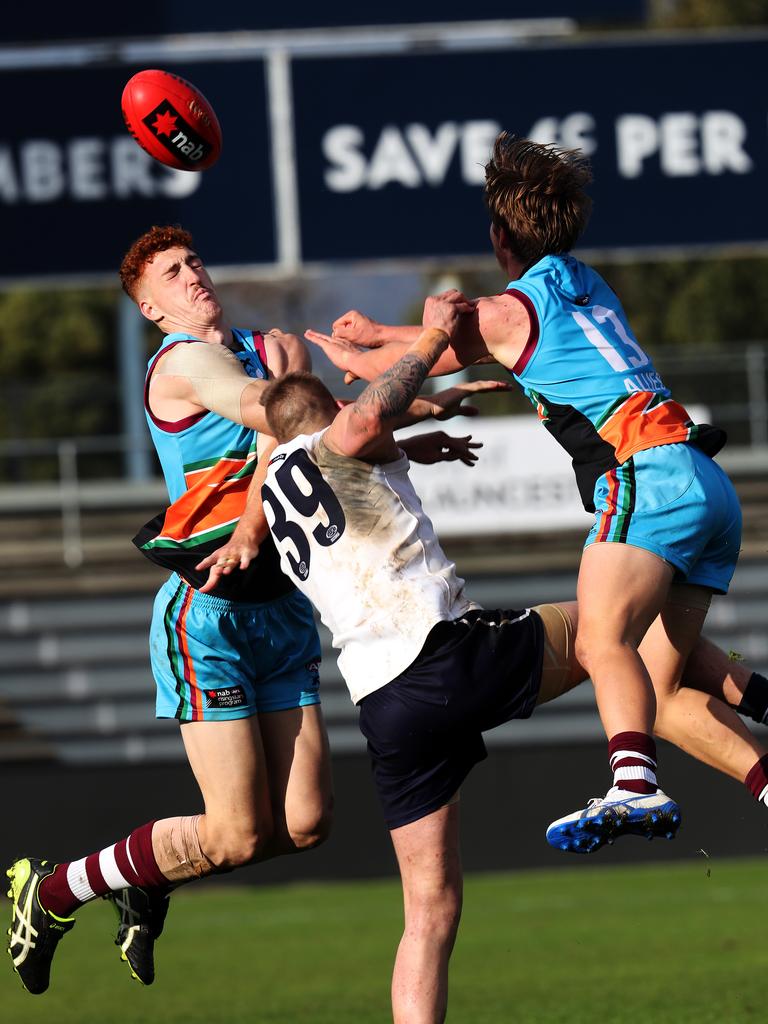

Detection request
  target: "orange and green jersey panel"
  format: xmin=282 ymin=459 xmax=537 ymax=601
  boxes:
xmin=134 ymin=328 xmax=294 ymax=602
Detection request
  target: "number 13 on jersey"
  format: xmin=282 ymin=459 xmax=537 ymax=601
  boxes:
xmin=572 ymin=304 xmax=650 ymax=372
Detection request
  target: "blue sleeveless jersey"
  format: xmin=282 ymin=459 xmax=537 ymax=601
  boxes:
xmin=133 ymin=328 xmax=294 ymax=601
xmin=505 ymin=255 xmax=725 ymax=510
xmin=145 ymin=327 xmax=267 ymax=502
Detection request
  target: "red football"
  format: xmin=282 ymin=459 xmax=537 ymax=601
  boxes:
xmin=121 ymin=69 xmax=222 ymax=171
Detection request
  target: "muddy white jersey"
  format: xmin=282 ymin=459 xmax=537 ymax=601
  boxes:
xmin=261 ymin=428 xmax=477 ymax=703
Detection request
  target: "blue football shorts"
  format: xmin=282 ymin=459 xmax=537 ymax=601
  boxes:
xmin=584 ymin=443 xmax=742 ymax=594
xmin=150 ymin=574 xmax=322 ymax=722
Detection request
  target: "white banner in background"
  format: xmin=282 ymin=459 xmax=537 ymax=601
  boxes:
xmin=400 ymin=415 xmax=590 ymax=536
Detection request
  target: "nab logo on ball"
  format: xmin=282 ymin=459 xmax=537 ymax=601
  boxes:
xmin=121 ymin=69 xmax=222 ymax=172
xmin=142 ymin=100 xmax=211 ymax=169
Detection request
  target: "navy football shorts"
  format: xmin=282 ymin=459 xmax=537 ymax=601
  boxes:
xmin=358 ymin=608 xmax=544 ymax=830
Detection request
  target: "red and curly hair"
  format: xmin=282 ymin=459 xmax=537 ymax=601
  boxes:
xmin=119 ymin=225 xmax=194 ymax=300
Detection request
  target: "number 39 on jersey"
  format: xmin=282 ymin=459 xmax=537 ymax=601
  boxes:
xmin=262 ymin=449 xmax=346 ymax=582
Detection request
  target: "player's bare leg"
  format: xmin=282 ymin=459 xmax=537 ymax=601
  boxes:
xmin=106 ymin=710 xmax=331 ymax=985
xmin=7 ymin=717 xmax=278 ymax=994
xmin=535 ymin=597 xmax=766 ymax=782
xmin=683 ymin=634 xmax=761 ymax=711
xmin=6 ymin=711 xmax=332 ymax=994
xmin=179 ymin=707 xmax=332 ymax=866
xmin=546 ymin=544 xmax=680 ymax=853
xmin=676 ymin=634 xmax=768 ymax=806
xmin=641 ymin=588 xmax=765 ymax=782
xmin=180 ymin=717 xmax=276 ymax=867
xmin=551 ymin=545 xmax=677 ymax=853
xmin=389 ymin=803 xmax=462 ymax=1024
xmin=258 ymin=704 xmax=334 ymax=854
xmin=535 ymin=596 xmax=768 ymax=837
xmin=574 ymin=543 xmax=674 ymax=739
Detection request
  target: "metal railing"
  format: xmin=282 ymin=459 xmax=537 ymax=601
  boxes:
xmin=0 ymin=435 xmax=163 ymax=568
xmin=654 ymin=342 xmax=768 ymax=448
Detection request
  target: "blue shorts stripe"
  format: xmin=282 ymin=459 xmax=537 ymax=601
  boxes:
xmin=161 ymin=578 xmax=192 ymax=720
xmin=614 ymin=459 xmax=636 ymax=544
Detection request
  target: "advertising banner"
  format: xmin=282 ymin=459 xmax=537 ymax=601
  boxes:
xmin=1 ymin=33 xmax=765 ymax=279
xmin=3 ymin=5 xmax=641 ymax=43
xmin=293 ymin=36 xmax=768 ymax=261
xmin=0 ymin=60 xmax=273 ymax=281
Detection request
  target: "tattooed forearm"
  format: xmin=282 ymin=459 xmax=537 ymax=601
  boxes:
xmin=355 ymin=352 xmax=432 ymax=420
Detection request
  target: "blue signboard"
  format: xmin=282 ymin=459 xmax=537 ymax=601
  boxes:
xmin=0 ymin=60 xmax=273 ymax=281
xmin=3 ymin=4 xmax=643 ymax=43
xmin=0 ymin=33 xmax=765 ymax=280
xmin=292 ymin=35 xmax=768 ymax=261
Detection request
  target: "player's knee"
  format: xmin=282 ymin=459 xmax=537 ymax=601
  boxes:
xmin=285 ymin=798 xmax=335 ymax=853
xmin=204 ymin=821 xmax=274 ymax=869
xmin=573 ymin=629 xmax=596 ymax=675
xmin=412 ymin=898 xmax=462 ymax=945
xmin=406 ymin=881 xmax=462 ymax=941
xmin=573 ymin=626 xmax=626 ymax=673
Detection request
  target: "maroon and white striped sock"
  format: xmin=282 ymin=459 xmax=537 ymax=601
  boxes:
xmin=608 ymin=731 xmax=658 ymax=795
xmin=745 ymin=754 xmax=768 ymax=806
xmin=38 ymin=821 xmax=169 ymax=918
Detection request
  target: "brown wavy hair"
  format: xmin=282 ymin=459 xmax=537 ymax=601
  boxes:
xmin=484 ymin=133 xmax=593 ymax=266
xmin=119 ymin=225 xmax=194 ymax=299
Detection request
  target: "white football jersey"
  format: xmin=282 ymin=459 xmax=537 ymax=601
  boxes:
xmin=262 ymin=429 xmax=478 ymax=703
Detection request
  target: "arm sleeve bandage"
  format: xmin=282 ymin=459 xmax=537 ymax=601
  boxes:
xmin=155 ymin=342 xmax=266 ymax=425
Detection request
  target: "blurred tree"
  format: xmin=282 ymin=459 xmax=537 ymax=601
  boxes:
xmin=0 ymin=288 xmax=119 ymax=450
xmin=650 ymin=0 xmax=768 ymax=27
xmin=592 ymin=257 xmax=768 ymax=348
xmin=0 ymin=288 xmax=116 ymax=377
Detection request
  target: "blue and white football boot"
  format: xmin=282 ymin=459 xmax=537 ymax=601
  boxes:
xmin=546 ymin=787 xmax=681 ymax=854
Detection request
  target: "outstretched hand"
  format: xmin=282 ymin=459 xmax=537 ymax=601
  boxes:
xmin=402 ymin=431 xmax=482 ymax=466
xmin=195 ymin=535 xmax=260 ymax=594
xmin=429 ymin=379 xmax=512 ymax=420
xmin=304 ymin=329 xmax=363 ymax=374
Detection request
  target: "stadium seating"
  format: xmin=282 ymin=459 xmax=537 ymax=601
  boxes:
xmin=0 ymin=566 xmax=765 ymax=766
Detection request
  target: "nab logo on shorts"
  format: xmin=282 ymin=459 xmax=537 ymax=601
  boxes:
xmin=204 ymin=685 xmax=248 ymax=710
xmin=142 ymin=101 xmax=214 ymax=169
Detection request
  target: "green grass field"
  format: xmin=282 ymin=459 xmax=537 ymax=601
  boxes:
xmin=2 ymin=857 xmax=765 ymax=1023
